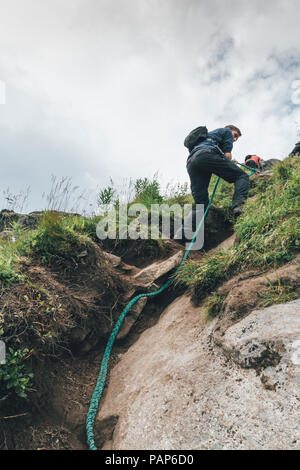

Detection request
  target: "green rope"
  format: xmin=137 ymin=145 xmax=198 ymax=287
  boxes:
xmin=86 ymin=177 xmax=222 ymax=450
xmin=237 ymin=162 xmax=258 ymax=175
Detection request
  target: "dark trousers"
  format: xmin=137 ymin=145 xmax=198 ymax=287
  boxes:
xmin=187 ymin=149 xmax=250 ymax=211
xmin=245 ymin=159 xmax=258 ymax=169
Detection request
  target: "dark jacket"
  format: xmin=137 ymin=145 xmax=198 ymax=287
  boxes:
xmin=192 ymin=128 xmax=233 ymax=156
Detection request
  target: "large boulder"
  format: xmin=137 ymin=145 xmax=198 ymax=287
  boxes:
xmin=0 ymin=209 xmax=19 ymax=231
xmin=219 ymin=299 xmax=300 ymax=371
xmin=262 ymin=158 xmax=280 ymax=169
xmin=134 ymin=251 xmax=183 ymax=287
xmin=96 ymin=296 xmax=300 ymax=450
xmin=0 ymin=209 xmax=82 ymax=232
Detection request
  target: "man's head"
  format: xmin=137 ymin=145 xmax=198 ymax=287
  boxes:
xmin=225 ymin=125 xmax=242 ymax=142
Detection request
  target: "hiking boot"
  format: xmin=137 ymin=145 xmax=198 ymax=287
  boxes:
xmin=233 ymin=204 xmax=244 ymax=216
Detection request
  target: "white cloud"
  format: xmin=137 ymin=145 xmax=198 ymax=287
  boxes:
xmin=0 ymin=0 xmax=299 ymax=211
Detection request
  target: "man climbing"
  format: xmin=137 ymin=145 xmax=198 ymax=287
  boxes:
xmin=186 ymin=125 xmax=249 ymax=217
xmin=244 ymin=154 xmax=263 ymax=171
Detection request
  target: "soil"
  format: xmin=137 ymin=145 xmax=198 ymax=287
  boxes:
xmin=0 ymin=211 xmax=236 ymax=450
xmin=0 ymin=286 xmax=181 ymax=449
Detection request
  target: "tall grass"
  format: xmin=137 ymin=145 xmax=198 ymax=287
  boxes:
xmin=30 ymin=211 xmax=91 ymax=265
xmin=0 ymin=221 xmax=34 ymax=284
xmin=1 ymin=186 xmax=31 ymax=213
xmin=175 ymin=156 xmax=300 ymax=300
xmin=42 ymin=175 xmax=92 ymax=215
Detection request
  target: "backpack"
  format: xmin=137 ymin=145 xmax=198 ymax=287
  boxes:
xmin=184 ymin=126 xmax=208 ymax=153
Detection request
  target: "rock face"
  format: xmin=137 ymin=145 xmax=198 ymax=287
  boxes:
xmin=263 ymin=158 xmax=281 ymax=169
xmin=96 ymin=296 xmax=300 ymax=450
xmin=117 ymin=297 xmax=148 ymax=340
xmin=134 ymin=251 xmax=183 ymax=287
xmin=114 ymin=250 xmax=184 ymax=339
xmin=220 ymin=300 xmax=300 ymax=371
xmin=0 ymin=209 xmax=81 ymax=232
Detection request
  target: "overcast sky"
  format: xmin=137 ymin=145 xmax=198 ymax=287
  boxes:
xmin=0 ymin=0 xmax=300 ymax=213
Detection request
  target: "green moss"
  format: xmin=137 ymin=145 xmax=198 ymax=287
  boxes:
xmin=262 ymin=273 xmax=299 ymax=307
xmin=203 ymin=292 xmax=225 ymax=317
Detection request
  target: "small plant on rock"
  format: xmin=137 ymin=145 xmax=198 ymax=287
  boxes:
xmin=0 ymin=343 xmax=34 ymax=399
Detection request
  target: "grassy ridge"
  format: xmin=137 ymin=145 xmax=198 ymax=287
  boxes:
xmin=174 ymin=156 xmax=300 ymax=301
xmin=0 ymin=177 xmax=191 ymax=399
xmin=1 ymin=158 xmax=299 ymax=399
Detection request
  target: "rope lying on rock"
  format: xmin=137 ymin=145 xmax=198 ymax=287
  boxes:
xmin=86 ymin=164 xmax=254 ymax=450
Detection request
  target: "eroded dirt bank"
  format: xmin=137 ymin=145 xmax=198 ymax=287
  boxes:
xmin=0 ymin=212 xmax=234 ymax=450
xmin=1 ymin=216 xmax=299 ymax=450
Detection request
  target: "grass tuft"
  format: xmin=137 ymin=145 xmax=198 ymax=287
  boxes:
xmin=175 ymin=156 xmax=300 ymax=302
